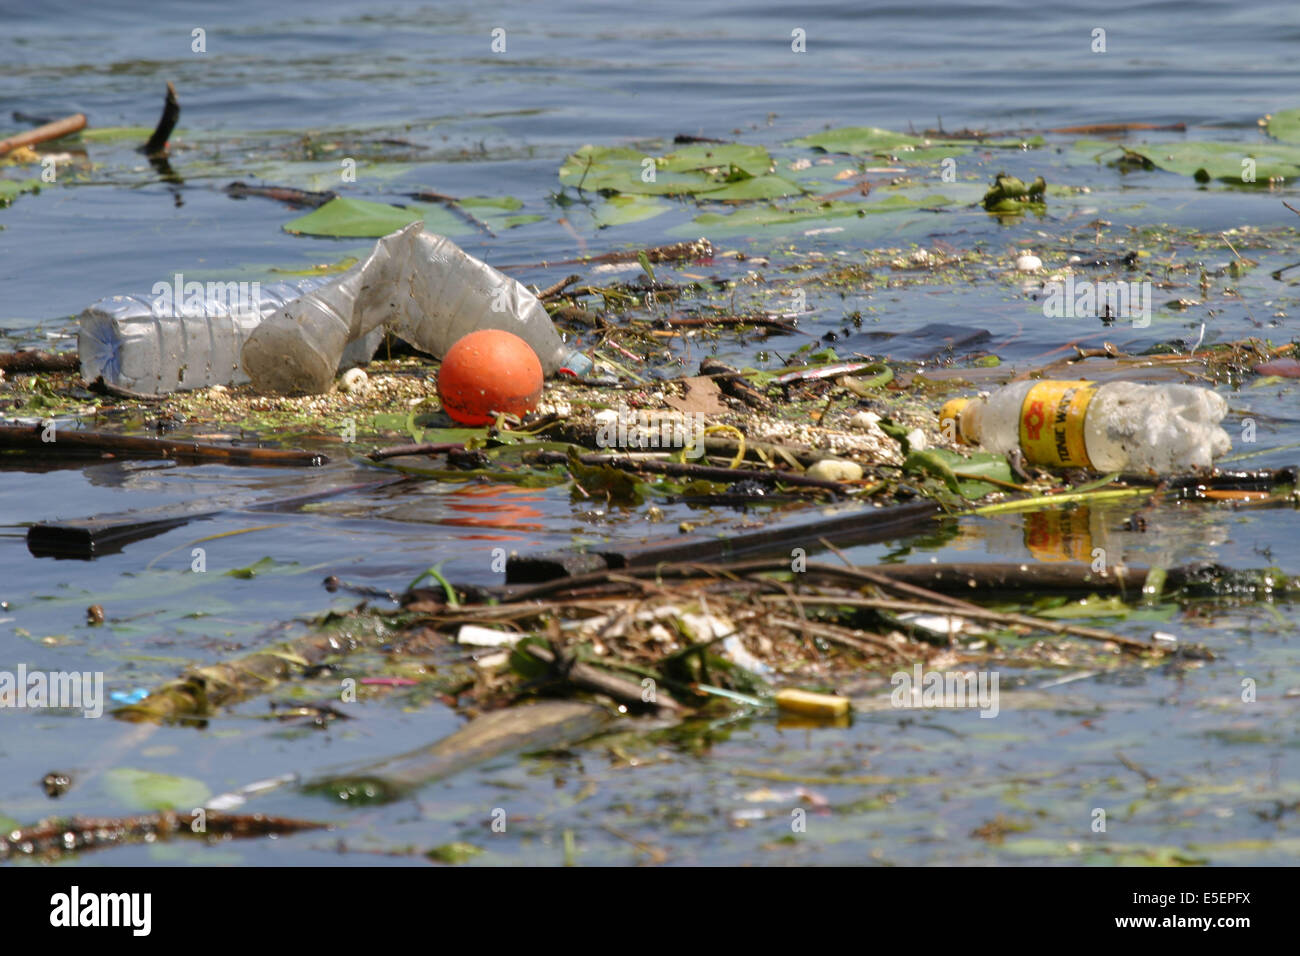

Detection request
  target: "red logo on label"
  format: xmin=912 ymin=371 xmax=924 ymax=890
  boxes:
xmin=1023 ymin=400 xmax=1045 ymax=440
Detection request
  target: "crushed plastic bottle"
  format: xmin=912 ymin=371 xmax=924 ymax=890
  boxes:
xmin=241 ymin=222 xmax=592 ymax=395
xmin=78 ymin=276 xmax=384 ymax=396
xmin=939 ymin=379 xmax=1231 ymax=474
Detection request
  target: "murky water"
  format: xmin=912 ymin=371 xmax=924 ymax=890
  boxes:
xmin=2 ymin=0 xmax=1298 ymax=865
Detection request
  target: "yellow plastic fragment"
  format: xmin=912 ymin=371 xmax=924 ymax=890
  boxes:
xmin=774 ymin=688 xmax=850 ymax=719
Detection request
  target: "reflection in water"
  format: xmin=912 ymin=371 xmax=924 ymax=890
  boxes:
xmin=967 ymin=501 xmax=1233 ymax=570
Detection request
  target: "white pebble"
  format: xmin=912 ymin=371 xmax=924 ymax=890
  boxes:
xmin=1016 ymin=254 xmax=1042 ymax=272
xmin=339 ymin=367 xmax=368 ymax=392
xmin=906 ymin=428 xmax=928 ymax=451
xmin=806 ymin=460 xmax=863 ymax=482
xmin=849 ymin=411 xmax=881 ymax=430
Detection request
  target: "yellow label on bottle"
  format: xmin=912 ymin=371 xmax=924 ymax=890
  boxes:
xmin=1018 ymin=381 xmax=1097 ymax=468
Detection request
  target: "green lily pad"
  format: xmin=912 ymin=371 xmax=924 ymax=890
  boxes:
xmin=1089 ymin=140 xmax=1300 ymax=183
xmin=1264 ymin=108 xmax=1300 ymax=145
xmin=270 ymin=256 xmax=359 ymax=276
xmin=702 ymin=174 xmax=804 ymax=200
xmin=76 ymin=125 xmax=155 ymax=144
xmin=788 ymin=126 xmax=1041 ymax=157
xmin=592 ymin=194 xmax=672 ymax=227
xmin=458 ymin=195 xmax=524 ymax=212
xmin=788 ymin=127 xmax=925 ymax=154
xmin=225 ymin=556 xmax=280 ymax=579
xmin=284 ymin=197 xmax=423 ymax=237
xmin=693 ymin=191 xmax=952 ymax=228
xmin=427 ymin=841 xmax=484 ymax=864
xmin=659 ymin=143 xmax=773 ymax=177
xmin=559 ymin=143 xmax=776 ymax=197
xmin=104 ymin=768 xmax=210 ymax=811
xmin=0 ymin=178 xmax=42 ymax=206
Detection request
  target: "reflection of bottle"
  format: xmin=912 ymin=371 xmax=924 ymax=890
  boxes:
xmin=78 ymin=277 xmax=382 ymax=396
xmin=940 ymin=380 xmax=1230 ymax=473
xmin=1023 ymin=505 xmax=1109 ymax=563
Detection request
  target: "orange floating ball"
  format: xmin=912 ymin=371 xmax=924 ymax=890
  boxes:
xmin=437 ymin=329 xmax=544 ymax=426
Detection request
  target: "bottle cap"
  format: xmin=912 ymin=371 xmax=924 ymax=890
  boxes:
xmin=939 ymin=397 xmax=971 ymax=443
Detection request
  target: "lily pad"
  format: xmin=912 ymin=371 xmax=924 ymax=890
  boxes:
xmin=284 ymin=197 xmax=423 ymax=237
xmin=1091 ymin=140 xmax=1300 ymax=183
xmin=104 ymin=767 xmax=210 ymax=811
xmin=788 ymin=126 xmax=1041 ymax=157
xmin=693 ymin=191 xmax=952 ymax=228
xmin=76 ymin=125 xmax=155 ymax=144
xmin=659 ymin=143 xmax=773 ymax=177
xmin=0 ymin=178 xmax=42 ymax=206
xmin=427 ymin=841 xmax=484 ymax=864
xmin=592 ymin=194 xmax=672 ymax=227
xmin=702 ymin=174 xmax=804 ymax=200
xmin=788 ymin=127 xmax=925 ymax=154
xmin=559 ymin=143 xmax=776 ymax=197
xmin=1264 ymin=108 xmax=1300 ymax=145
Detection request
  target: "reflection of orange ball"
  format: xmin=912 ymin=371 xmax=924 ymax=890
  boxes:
xmin=437 ymin=329 xmax=544 ymax=426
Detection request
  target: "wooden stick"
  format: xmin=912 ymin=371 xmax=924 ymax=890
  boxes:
xmin=524 ymin=643 xmax=680 ymax=714
xmin=757 ymin=593 xmax=1166 ymax=655
xmin=0 ymin=424 xmax=326 ymax=466
xmin=141 ymin=81 xmax=179 ymax=155
xmin=0 ymin=811 xmax=327 ymax=860
xmin=0 ymin=349 xmax=79 ymax=373
xmin=366 ymin=441 xmax=463 ymax=462
xmin=406 ymin=189 xmax=496 ymax=237
xmin=537 ymin=274 xmax=583 ymax=300
xmin=0 ymin=113 xmax=86 ymax=156
xmin=497 ymin=239 xmax=713 ymax=271
xmin=526 ymin=448 xmax=848 ymax=492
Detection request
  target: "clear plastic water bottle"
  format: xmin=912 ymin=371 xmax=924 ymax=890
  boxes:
xmin=78 ymin=276 xmax=383 ymax=396
xmin=940 ymin=380 xmax=1231 ymax=473
xmin=241 ymin=223 xmax=592 ymax=395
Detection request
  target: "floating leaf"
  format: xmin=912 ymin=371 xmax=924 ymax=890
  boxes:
xmin=702 ymin=174 xmax=804 ymax=200
xmin=591 ymin=194 xmax=671 ymax=227
xmin=283 ymin=197 xmax=423 ymax=237
xmin=269 ymin=256 xmax=359 ymax=276
xmin=104 ymin=768 xmax=210 ymax=811
xmin=693 ymin=191 xmax=951 ymax=228
xmin=566 ymin=448 xmax=646 ymax=506
xmin=76 ymin=125 xmax=155 ymax=143
xmin=788 ymin=126 xmax=926 ymax=154
xmin=1264 ymin=108 xmax=1300 ymax=145
xmin=788 ymin=126 xmax=1040 ymax=157
xmin=501 ymin=214 xmax=544 ymax=228
xmin=458 ymin=195 xmax=524 ymax=211
xmin=659 ymin=143 xmax=773 ymax=177
xmin=559 ymin=144 xmax=775 ymax=197
xmin=225 ymin=556 xmax=281 ymax=579
xmin=1088 ymin=140 xmax=1300 ymax=183
xmin=427 ymin=842 xmax=484 ymax=864
xmin=0 ymin=178 xmax=42 ymax=206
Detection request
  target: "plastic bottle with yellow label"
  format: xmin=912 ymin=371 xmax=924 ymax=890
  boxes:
xmin=939 ymin=380 xmax=1231 ymax=474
